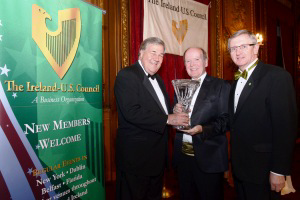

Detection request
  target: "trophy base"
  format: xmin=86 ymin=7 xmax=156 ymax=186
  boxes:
xmin=174 ymin=125 xmax=192 ymax=130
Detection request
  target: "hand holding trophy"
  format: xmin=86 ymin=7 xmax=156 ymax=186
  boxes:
xmin=172 ymin=79 xmax=200 ymax=130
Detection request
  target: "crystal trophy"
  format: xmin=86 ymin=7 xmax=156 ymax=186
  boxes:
xmin=172 ymin=79 xmax=200 ymax=130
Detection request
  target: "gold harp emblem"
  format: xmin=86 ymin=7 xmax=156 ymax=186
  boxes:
xmin=172 ymin=20 xmax=188 ymax=45
xmin=32 ymin=4 xmax=81 ymax=79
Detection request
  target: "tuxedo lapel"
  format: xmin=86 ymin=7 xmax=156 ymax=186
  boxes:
xmin=134 ymin=62 xmax=169 ymax=114
xmin=192 ymin=76 xmax=210 ymax=116
xmin=234 ymin=63 xmax=262 ymax=119
xmin=157 ymin=76 xmax=170 ymax=113
xmin=229 ymin=80 xmax=237 ymax=118
xmin=142 ymin=76 xmax=165 ymax=114
xmin=234 ymin=78 xmax=254 ymax=117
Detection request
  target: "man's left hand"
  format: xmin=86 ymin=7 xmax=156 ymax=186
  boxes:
xmin=270 ymin=172 xmax=285 ymax=192
xmin=181 ymin=125 xmax=202 ymax=135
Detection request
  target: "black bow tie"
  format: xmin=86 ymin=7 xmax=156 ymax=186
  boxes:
xmin=148 ymin=74 xmax=156 ymax=80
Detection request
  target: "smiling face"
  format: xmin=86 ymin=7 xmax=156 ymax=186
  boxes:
xmin=139 ymin=43 xmax=165 ymax=75
xmin=229 ymin=34 xmax=260 ymax=71
xmin=184 ymin=48 xmax=208 ymax=79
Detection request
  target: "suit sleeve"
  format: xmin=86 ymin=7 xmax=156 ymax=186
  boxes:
xmin=200 ymin=81 xmax=231 ymax=140
xmin=269 ymin=70 xmax=297 ymax=175
xmin=114 ymin=69 xmax=168 ymax=134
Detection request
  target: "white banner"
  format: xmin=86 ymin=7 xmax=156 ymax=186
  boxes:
xmin=143 ymin=0 xmax=208 ymax=56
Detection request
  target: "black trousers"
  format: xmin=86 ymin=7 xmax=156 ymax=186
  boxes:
xmin=177 ymin=153 xmax=224 ymax=200
xmin=234 ymin=176 xmax=281 ymax=200
xmin=116 ymin=169 xmax=164 ymax=200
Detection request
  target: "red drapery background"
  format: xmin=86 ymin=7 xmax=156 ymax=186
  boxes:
xmin=130 ymin=0 xmax=211 ymax=163
xmin=266 ymin=1 xmax=295 ymax=78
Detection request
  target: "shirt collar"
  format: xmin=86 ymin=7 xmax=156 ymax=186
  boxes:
xmin=192 ymin=72 xmax=207 ymax=82
xmin=138 ymin=60 xmax=149 ymax=76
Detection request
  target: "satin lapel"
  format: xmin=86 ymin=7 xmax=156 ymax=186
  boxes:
xmin=191 ymin=76 xmax=210 ymax=117
xmin=143 ymin=75 xmax=167 ymax=114
xmin=157 ymin=76 xmax=171 ymax=113
xmin=133 ymin=62 xmax=166 ymax=114
xmin=234 ymin=64 xmax=262 ymax=119
xmin=229 ymin=80 xmax=237 ymax=119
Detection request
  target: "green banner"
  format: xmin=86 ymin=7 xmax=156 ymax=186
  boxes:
xmin=0 ymin=0 xmax=105 ymax=199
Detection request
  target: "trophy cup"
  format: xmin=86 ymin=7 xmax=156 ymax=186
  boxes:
xmin=172 ymin=79 xmax=200 ymax=130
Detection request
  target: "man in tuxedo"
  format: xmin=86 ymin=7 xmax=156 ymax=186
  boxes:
xmin=228 ymin=29 xmax=298 ymax=200
xmin=114 ymin=37 xmax=189 ymax=200
xmin=173 ymin=47 xmax=230 ymax=200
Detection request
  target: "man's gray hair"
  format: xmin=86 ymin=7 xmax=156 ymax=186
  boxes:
xmin=138 ymin=37 xmax=166 ymax=58
xmin=228 ymin=29 xmax=257 ymax=49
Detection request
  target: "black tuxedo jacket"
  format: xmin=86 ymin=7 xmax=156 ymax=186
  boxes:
xmin=114 ymin=62 xmax=170 ymax=176
xmin=173 ymin=75 xmax=230 ymax=173
xmin=229 ymin=61 xmax=298 ymax=184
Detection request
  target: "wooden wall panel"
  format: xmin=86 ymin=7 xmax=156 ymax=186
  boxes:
xmin=102 ymin=0 xmax=121 ymax=182
xmin=221 ymin=0 xmax=255 ymax=81
xmin=209 ymin=0 xmax=222 ymax=78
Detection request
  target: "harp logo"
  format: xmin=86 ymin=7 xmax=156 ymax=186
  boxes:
xmin=172 ymin=20 xmax=188 ymax=45
xmin=32 ymin=4 xmax=81 ymax=79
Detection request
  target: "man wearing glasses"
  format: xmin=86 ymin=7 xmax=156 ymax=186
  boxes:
xmin=227 ymin=29 xmax=297 ymax=200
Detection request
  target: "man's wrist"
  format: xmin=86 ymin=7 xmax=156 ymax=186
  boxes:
xmin=270 ymin=171 xmax=284 ymax=176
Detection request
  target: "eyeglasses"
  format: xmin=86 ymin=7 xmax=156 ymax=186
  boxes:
xmin=228 ymin=44 xmax=256 ymax=53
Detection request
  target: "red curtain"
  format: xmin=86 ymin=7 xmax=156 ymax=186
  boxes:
xmin=266 ymin=17 xmax=277 ymax=66
xmin=130 ymin=0 xmax=211 ymax=162
xmin=280 ymin=22 xmax=295 ymax=76
xmin=265 ymin=0 xmax=296 ymax=77
xmin=266 ymin=19 xmax=295 ymax=77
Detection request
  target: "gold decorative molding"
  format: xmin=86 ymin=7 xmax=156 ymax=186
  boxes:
xmin=224 ymin=0 xmax=254 ymax=34
xmin=121 ymin=0 xmax=129 ymax=67
xmin=232 ymin=0 xmax=247 ymax=32
xmin=251 ymin=0 xmax=255 ymax=33
xmin=264 ymin=0 xmax=268 ymax=63
xmin=298 ymin=56 xmax=300 ymax=70
xmin=216 ymin=0 xmax=222 ymax=78
xmin=99 ymin=0 xmax=104 ymax=8
xmin=221 ymin=0 xmax=256 ymax=80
